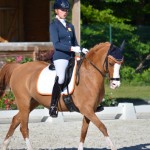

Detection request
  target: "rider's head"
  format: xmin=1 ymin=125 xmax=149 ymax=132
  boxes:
xmin=54 ymin=0 xmax=70 ymax=19
xmin=54 ymin=0 xmax=70 ymax=11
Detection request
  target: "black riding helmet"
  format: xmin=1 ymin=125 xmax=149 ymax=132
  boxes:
xmin=54 ymin=0 xmax=70 ymax=10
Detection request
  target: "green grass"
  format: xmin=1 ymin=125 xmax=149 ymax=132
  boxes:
xmin=105 ymin=83 xmax=150 ymax=105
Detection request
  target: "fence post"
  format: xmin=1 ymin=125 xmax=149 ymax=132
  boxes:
xmin=118 ymin=103 xmax=137 ymax=120
xmin=109 ymin=24 xmax=112 ymax=43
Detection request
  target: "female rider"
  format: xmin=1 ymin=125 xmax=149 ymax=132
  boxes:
xmin=49 ymin=0 xmax=88 ymax=117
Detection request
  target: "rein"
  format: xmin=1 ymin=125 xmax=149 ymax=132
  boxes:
xmin=76 ymin=52 xmax=108 ymax=85
xmin=76 ymin=54 xmax=85 ymax=85
xmin=84 ymin=57 xmax=106 ymax=77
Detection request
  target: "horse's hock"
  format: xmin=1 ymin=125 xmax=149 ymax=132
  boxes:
xmin=0 ymin=42 xmax=54 ymax=68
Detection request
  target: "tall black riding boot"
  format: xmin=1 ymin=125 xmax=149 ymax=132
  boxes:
xmin=49 ymin=76 xmax=62 ymax=117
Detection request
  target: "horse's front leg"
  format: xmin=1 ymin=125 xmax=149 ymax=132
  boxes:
xmin=83 ymin=110 xmax=116 ymax=150
xmin=78 ymin=116 xmax=90 ymax=150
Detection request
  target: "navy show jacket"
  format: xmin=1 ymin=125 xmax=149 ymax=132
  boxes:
xmin=50 ymin=18 xmax=78 ymax=61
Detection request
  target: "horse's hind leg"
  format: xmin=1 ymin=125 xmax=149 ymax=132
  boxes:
xmin=19 ymin=98 xmax=39 ymax=150
xmin=19 ymin=109 xmax=33 ymax=150
xmin=78 ymin=116 xmax=90 ymax=150
xmin=82 ymin=110 xmax=116 ymax=150
xmin=2 ymin=98 xmax=39 ymax=150
xmin=2 ymin=112 xmax=21 ymax=150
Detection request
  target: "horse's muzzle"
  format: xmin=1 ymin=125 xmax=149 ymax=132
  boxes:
xmin=110 ymin=80 xmax=121 ymax=89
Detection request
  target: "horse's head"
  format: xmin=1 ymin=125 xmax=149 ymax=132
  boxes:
xmin=106 ymin=41 xmax=125 ymax=89
xmin=80 ymin=41 xmax=124 ymax=89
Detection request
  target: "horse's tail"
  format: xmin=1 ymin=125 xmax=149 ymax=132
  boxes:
xmin=0 ymin=63 xmax=20 ymax=97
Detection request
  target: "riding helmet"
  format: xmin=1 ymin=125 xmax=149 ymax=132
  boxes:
xmin=54 ymin=0 xmax=70 ymax=10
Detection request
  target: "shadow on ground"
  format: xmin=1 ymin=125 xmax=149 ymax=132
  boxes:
xmin=8 ymin=143 xmax=150 ymax=150
xmin=116 ymin=98 xmax=149 ymax=105
xmin=35 ymin=143 xmax=150 ymax=150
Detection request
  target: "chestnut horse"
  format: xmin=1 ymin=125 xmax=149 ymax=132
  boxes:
xmin=0 ymin=42 xmax=124 ymax=150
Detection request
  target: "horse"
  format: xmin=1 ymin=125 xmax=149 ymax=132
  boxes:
xmin=0 ymin=41 xmax=124 ymax=150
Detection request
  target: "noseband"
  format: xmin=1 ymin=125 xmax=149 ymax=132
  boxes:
xmin=110 ymin=78 xmax=120 ymax=81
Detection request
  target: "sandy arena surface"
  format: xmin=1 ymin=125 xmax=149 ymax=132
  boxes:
xmin=0 ymin=119 xmax=150 ymax=150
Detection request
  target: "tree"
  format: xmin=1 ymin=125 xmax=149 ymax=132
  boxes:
xmin=81 ymin=0 xmax=150 ymax=70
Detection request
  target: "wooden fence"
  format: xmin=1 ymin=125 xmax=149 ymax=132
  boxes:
xmin=0 ymin=42 xmax=54 ymax=68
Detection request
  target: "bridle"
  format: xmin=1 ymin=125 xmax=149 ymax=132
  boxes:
xmin=76 ymin=45 xmax=122 ymax=85
xmin=76 ymin=52 xmax=108 ymax=85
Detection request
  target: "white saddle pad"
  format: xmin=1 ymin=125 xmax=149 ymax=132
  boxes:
xmin=37 ymin=60 xmax=77 ymax=95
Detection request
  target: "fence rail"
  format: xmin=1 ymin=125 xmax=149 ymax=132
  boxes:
xmin=0 ymin=103 xmax=150 ymax=124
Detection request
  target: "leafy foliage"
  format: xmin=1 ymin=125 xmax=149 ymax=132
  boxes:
xmin=6 ymin=55 xmax=33 ymax=64
xmin=0 ymin=91 xmax=17 ymax=110
xmin=102 ymin=93 xmax=118 ymax=106
xmin=0 ymin=56 xmax=33 ymax=110
xmin=81 ymin=4 xmax=133 ymax=30
xmin=81 ymin=0 xmax=150 ymax=73
xmin=120 ymin=67 xmax=150 ymax=85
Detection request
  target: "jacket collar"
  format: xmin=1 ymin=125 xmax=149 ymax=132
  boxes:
xmin=54 ymin=18 xmax=70 ymax=30
xmin=55 ymin=15 xmax=66 ymax=27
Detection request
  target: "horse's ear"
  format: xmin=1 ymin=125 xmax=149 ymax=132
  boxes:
xmin=120 ymin=40 xmax=125 ymax=51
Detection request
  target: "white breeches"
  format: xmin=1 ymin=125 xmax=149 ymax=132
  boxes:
xmin=54 ymin=59 xmax=69 ymax=84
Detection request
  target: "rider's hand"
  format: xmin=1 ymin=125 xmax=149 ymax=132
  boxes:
xmin=71 ymin=46 xmax=81 ymax=53
xmin=82 ymin=48 xmax=89 ymax=54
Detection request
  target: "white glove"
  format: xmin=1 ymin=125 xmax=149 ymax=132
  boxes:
xmin=82 ymin=48 xmax=89 ymax=54
xmin=71 ymin=46 xmax=81 ymax=53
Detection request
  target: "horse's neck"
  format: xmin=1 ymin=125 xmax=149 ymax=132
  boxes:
xmin=76 ymin=61 xmax=105 ymax=105
xmin=79 ymin=43 xmax=109 ymax=90
xmin=80 ymin=57 xmax=105 ymax=91
xmin=73 ymin=44 xmax=110 ymax=105
xmin=84 ymin=51 xmax=107 ymax=77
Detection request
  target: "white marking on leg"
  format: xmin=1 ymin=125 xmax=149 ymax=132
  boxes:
xmin=25 ymin=138 xmax=33 ymax=150
xmin=105 ymin=136 xmax=117 ymax=150
xmin=78 ymin=142 xmax=84 ymax=150
xmin=2 ymin=136 xmax=12 ymax=150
